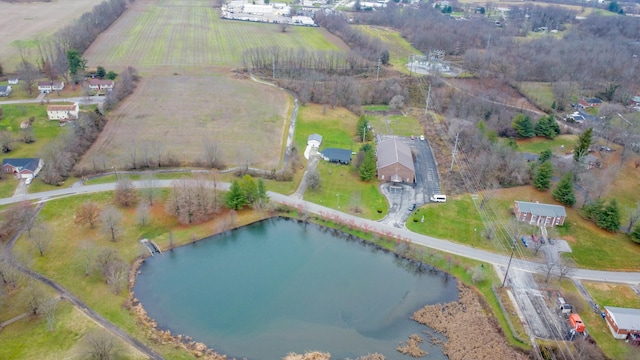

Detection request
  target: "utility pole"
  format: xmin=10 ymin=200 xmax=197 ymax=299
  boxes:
xmin=272 ymin=59 xmax=276 ymax=79
xmin=424 ymin=83 xmax=431 ymax=116
xmin=450 ymin=132 xmax=459 ymax=172
xmin=501 ymin=241 xmax=516 ymax=288
xmin=376 ymin=57 xmax=381 ymax=80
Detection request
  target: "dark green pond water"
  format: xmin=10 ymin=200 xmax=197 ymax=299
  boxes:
xmin=134 ymin=218 xmax=458 ymax=359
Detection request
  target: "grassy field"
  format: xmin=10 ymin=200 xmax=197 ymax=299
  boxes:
xmin=518 ymin=82 xmax=555 ymax=111
xmin=78 ymin=71 xmax=291 ymax=170
xmin=0 ymin=103 xmax=66 ymax=157
xmin=0 ymin=0 xmax=103 ymax=69
xmin=84 ymin=0 xmax=345 ymax=70
xmin=354 ymin=25 xmax=422 ymax=74
xmin=365 ymin=112 xmax=424 ymax=137
xmin=515 ymin=134 xmax=578 ymax=155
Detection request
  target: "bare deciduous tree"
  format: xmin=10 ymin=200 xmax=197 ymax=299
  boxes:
xmin=306 ymin=168 xmax=321 ymax=191
xmin=202 ymin=140 xmax=224 ymax=169
xmin=81 ymin=329 xmax=122 ymax=360
xmin=165 ymin=176 xmax=217 ymax=224
xmin=100 ymin=206 xmax=123 ymax=242
xmin=114 ymin=177 xmax=137 ymax=207
xmin=22 ymin=281 xmax=46 ymax=315
xmin=80 ymin=240 xmax=95 ymax=276
xmin=75 ymin=201 xmax=100 ymax=228
xmin=38 ymin=299 xmax=58 ymax=332
xmin=29 ymin=221 xmax=53 ymax=257
xmin=139 ymin=173 xmax=159 ymax=206
xmin=625 ymin=202 xmax=640 ymax=234
xmin=135 ymin=201 xmax=151 ymax=226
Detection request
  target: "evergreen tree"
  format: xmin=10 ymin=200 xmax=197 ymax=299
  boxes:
xmin=380 ymin=49 xmax=390 ymax=65
xmin=359 ymin=151 xmax=376 ymax=181
xmin=630 ymin=224 xmax=640 ymax=244
xmin=596 ymin=199 xmax=621 ymax=232
xmin=534 ymin=161 xmax=553 ymax=191
xmin=573 ymin=127 xmax=593 ymax=163
xmin=356 ymin=116 xmax=371 ymax=142
xmin=225 ymin=180 xmax=247 ymax=210
xmin=67 ymin=49 xmax=87 ymax=77
xmin=535 ymin=115 xmax=561 ymax=139
xmin=539 ymin=149 xmax=552 ymax=163
xmin=96 ymin=66 xmax=106 ymax=79
xmin=512 ymin=113 xmax=535 ymax=138
xmin=553 ymin=172 xmax=576 ymax=207
xmin=257 ymin=178 xmax=268 ymax=201
xmin=240 ymin=174 xmax=258 ymax=204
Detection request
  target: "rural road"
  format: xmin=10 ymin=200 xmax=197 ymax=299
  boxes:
xmin=3 ymin=180 xmax=640 ymax=285
xmin=0 ymin=96 xmax=106 ymax=105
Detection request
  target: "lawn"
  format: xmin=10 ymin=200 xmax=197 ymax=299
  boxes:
xmin=354 ymin=25 xmax=423 ymax=74
xmin=583 ymin=281 xmax=640 ymax=309
xmin=294 ymin=104 xmax=362 ymax=151
xmin=0 ymin=103 xmax=66 ymax=158
xmin=366 ymin=112 xmax=424 ymax=137
xmin=78 ymin=71 xmax=292 ymax=170
xmin=84 ymin=0 xmax=345 ymax=70
xmin=294 ymin=104 xmax=387 ymax=219
xmin=407 ymin=186 xmax=640 ymax=270
xmin=518 ymin=82 xmax=555 ymax=111
xmin=304 ymin=161 xmax=388 ymax=220
xmin=515 ymin=134 xmax=578 ymax=155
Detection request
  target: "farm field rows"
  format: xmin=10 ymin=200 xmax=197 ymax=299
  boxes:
xmin=0 ymin=0 xmax=104 ymax=69
xmin=78 ymin=71 xmax=290 ymax=170
xmin=84 ymin=0 xmax=346 ymax=70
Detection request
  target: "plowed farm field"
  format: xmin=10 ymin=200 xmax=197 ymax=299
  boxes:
xmin=84 ymin=0 xmax=346 ymax=70
xmin=78 ymin=71 xmax=290 ymax=170
xmin=0 ymin=0 xmax=103 ymax=68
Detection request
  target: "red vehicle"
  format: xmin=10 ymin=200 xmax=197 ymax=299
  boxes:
xmin=569 ymin=313 xmax=585 ymax=332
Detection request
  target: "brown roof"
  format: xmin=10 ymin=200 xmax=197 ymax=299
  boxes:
xmin=47 ymin=104 xmax=76 ymax=111
xmin=377 ymin=137 xmax=415 ymax=171
xmin=89 ymin=79 xmax=114 ymax=86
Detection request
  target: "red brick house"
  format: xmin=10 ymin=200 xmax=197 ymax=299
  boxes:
xmin=514 ymin=201 xmax=566 ymax=227
xmin=604 ymin=306 xmax=640 ymax=340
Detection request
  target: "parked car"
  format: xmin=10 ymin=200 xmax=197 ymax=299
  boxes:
xmin=25 ymin=177 xmax=32 ymax=185
xmin=419 ymin=135 xmax=425 ymax=141
xmin=521 ymin=236 xmax=528 ymax=247
xmin=410 ymin=135 xmax=415 ymax=140
xmin=408 ymin=203 xmax=417 ymax=211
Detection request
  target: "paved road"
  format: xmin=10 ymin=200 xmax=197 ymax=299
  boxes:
xmin=3 ymin=180 xmax=639 ymax=284
xmin=0 ymin=95 xmax=106 ymax=106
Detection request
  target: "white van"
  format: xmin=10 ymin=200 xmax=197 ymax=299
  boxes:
xmin=430 ymin=194 xmax=446 ymax=203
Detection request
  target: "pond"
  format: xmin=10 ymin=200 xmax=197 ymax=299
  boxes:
xmin=134 ymin=218 xmax=458 ymax=359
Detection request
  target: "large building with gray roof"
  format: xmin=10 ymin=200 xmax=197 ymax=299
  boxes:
xmin=514 ymin=201 xmax=566 ymax=227
xmin=376 ymin=138 xmax=415 ymax=183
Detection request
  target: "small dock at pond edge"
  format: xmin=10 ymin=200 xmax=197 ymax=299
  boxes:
xmin=140 ymin=239 xmax=162 ymax=256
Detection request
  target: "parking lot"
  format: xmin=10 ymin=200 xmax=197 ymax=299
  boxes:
xmin=378 ymin=135 xmax=442 ymax=227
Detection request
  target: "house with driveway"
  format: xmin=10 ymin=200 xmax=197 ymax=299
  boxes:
xmin=1 ymin=158 xmax=44 ymax=179
xmin=514 ymin=201 xmax=566 ymax=227
xmin=376 ymin=137 xmax=415 ymax=183
xmin=88 ymin=79 xmax=115 ymax=91
xmin=578 ymin=97 xmax=602 ymax=109
xmin=38 ymin=81 xmax=65 ymax=93
xmin=47 ymin=103 xmax=80 ymax=121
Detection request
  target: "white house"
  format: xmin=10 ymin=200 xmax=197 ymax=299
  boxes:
xmin=47 ymin=103 xmax=79 ymax=120
xmin=88 ymin=79 xmax=115 ymax=91
xmin=8 ymin=78 xmax=19 ymax=85
xmin=304 ymin=134 xmax=323 ymax=160
xmin=38 ymin=81 xmax=65 ymax=93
